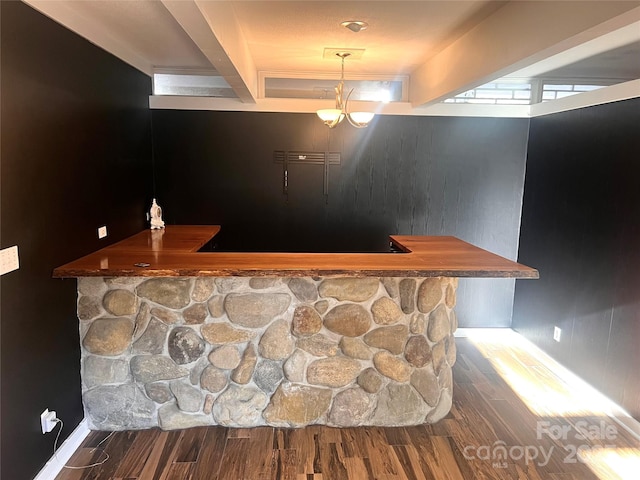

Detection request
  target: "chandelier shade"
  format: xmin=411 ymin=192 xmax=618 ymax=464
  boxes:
xmin=347 ymin=111 xmax=375 ymax=126
xmin=317 ymin=109 xmax=345 ymax=127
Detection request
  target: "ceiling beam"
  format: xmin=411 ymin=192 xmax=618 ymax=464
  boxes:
xmin=161 ymin=0 xmax=257 ymax=103
xmin=410 ymin=1 xmax=640 ymax=107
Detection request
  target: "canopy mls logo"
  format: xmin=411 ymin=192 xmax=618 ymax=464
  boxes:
xmin=463 ymin=441 xmax=554 ymax=469
xmin=463 ymin=420 xmax=618 ymax=469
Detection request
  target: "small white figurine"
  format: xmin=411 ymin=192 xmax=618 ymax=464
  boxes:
xmin=149 ymin=198 xmax=165 ymax=230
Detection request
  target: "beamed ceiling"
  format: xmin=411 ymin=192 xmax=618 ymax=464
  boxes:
xmin=23 ymin=0 xmax=640 ymax=114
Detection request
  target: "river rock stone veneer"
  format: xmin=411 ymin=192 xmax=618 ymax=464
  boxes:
xmin=78 ymin=276 xmax=458 ymax=430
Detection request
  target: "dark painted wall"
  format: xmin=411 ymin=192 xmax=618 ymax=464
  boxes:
xmin=513 ymin=98 xmax=640 ymax=420
xmin=0 ymin=2 xmax=152 ymax=478
xmin=2 ymin=0 xmax=637 ymax=474
xmin=152 ymin=110 xmax=530 ymax=328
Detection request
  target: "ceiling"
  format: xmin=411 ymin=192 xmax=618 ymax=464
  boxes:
xmin=24 ymin=0 xmax=640 ymax=110
xmin=541 ymin=40 xmax=640 ymax=81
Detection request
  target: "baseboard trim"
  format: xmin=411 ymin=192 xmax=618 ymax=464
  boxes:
xmin=33 ymin=418 xmax=91 ymax=480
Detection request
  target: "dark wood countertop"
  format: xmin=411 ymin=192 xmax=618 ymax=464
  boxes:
xmin=52 ymin=225 xmax=538 ymax=279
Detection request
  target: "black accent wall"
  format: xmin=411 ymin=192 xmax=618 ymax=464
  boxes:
xmin=0 ymin=2 xmax=152 ymax=478
xmin=10 ymin=1 xmax=638 ymax=475
xmin=513 ymin=98 xmax=640 ymax=420
xmin=152 ymin=110 xmax=530 ymax=328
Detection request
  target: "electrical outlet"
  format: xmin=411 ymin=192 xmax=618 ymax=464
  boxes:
xmin=98 ymin=226 xmax=108 ymax=239
xmin=0 ymin=245 xmax=20 ymax=276
xmin=553 ymin=326 xmax=562 ymax=342
xmin=40 ymin=408 xmax=57 ymax=434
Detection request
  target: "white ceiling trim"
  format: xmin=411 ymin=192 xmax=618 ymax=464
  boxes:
xmin=149 ymin=78 xmax=639 ymax=119
xmin=149 ymin=95 xmax=531 ymax=118
xmin=530 ymin=79 xmax=640 ymax=117
xmin=409 ymin=1 xmax=640 ymax=107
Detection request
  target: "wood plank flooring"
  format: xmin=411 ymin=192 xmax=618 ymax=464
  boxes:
xmin=55 ymin=331 xmax=639 ymax=480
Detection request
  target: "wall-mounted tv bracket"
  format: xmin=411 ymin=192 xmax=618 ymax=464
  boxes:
xmin=273 ymin=151 xmax=341 ymax=203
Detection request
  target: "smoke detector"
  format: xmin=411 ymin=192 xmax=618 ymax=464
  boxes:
xmin=341 ymin=20 xmax=368 ymax=33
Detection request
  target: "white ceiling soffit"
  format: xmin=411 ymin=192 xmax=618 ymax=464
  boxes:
xmin=21 ymin=0 xmax=640 ymax=112
xmin=508 ymin=21 xmax=640 ymax=81
xmin=410 ymin=1 xmax=640 ymax=107
xmin=23 ymin=0 xmax=212 ymax=76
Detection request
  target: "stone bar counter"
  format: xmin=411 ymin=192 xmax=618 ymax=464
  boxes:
xmin=53 ymin=226 xmax=537 ymax=431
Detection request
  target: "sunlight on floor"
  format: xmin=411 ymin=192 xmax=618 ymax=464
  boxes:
xmin=580 ymin=448 xmax=640 ymax=480
xmin=458 ymin=328 xmax=640 ymax=480
xmin=460 ymin=328 xmax=630 ymax=419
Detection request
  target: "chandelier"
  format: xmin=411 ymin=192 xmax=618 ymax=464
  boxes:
xmin=316 ymin=53 xmax=375 ymax=129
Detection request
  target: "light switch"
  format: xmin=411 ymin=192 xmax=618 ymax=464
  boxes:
xmin=0 ymin=246 xmax=20 ymax=275
xmin=98 ymin=226 xmax=108 ymax=239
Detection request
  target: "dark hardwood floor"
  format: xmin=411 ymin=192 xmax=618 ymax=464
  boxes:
xmin=55 ymin=331 xmax=639 ymax=480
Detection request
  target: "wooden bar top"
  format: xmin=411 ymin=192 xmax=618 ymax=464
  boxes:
xmin=52 ymin=225 xmax=538 ymax=279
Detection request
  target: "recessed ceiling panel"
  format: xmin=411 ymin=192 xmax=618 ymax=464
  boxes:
xmin=225 ymin=1 xmax=502 ymax=75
